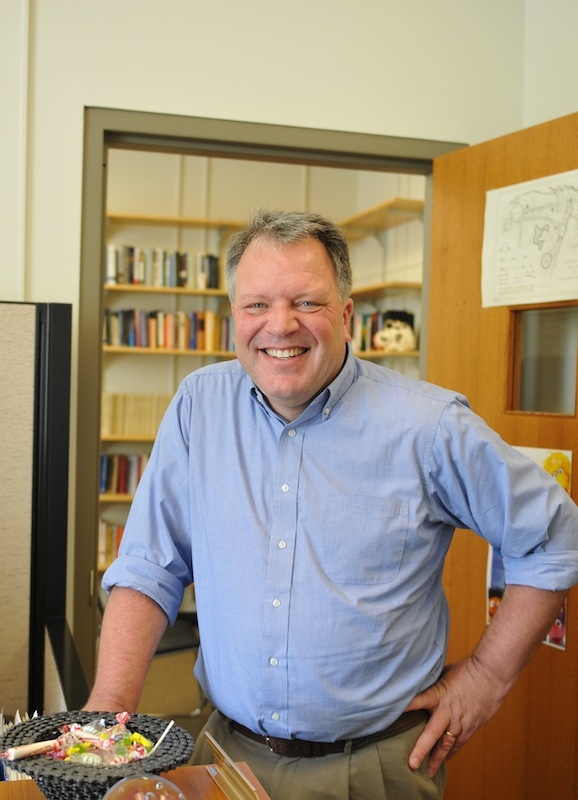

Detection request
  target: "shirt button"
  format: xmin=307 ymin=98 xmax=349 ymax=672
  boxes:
xmin=278 ymin=540 xmax=287 ymax=549
xmin=272 ymin=598 xmax=281 ymax=607
xmin=271 ymin=712 xmax=280 ymax=721
xmin=281 ymin=483 xmax=290 ymax=492
xmin=287 ymin=429 xmax=296 ymax=438
xmin=269 ymin=657 xmax=279 ymax=666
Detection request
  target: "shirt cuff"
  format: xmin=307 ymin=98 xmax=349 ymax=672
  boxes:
xmin=502 ymin=552 xmax=578 ymax=591
xmin=102 ymin=554 xmax=185 ymax=624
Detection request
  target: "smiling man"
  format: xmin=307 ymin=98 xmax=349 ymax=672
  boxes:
xmin=86 ymin=210 xmax=578 ymax=800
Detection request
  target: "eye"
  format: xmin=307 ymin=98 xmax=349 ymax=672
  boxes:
xmin=298 ymin=300 xmax=321 ymax=311
xmin=244 ymin=302 xmax=268 ymax=313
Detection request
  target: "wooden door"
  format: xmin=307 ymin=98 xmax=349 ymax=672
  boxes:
xmin=428 ymin=112 xmax=578 ymax=799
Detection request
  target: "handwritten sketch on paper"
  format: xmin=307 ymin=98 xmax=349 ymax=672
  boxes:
xmin=482 ymin=168 xmax=578 ymax=307
xmin=486 ymin=447 xmax=572 ymax=650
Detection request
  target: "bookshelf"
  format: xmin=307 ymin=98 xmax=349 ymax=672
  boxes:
xmin=104 ymin=283 xmax=229 ymax=296
xmin=100 ymin=493 xmax=133 ymax=503
xmin=351 ymin=280 xmax=421 ymax=360
xmin=106 ymin=197 xmax=423 ymax=248
xmin=339 ymin=197 xmax=423 ymax=240
xmin=106 ymin=212 xmax=244 ymax=231
xmin=104 ymin=345 xmax=236 ymax=357
xmin=346 ymin=200 xmax=424 ymax=363
xmin=99 ymin=236 xmax=237 ymax=567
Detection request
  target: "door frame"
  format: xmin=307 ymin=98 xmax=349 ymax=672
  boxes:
xmin=74 ymin=106 xmax=465 ymax=682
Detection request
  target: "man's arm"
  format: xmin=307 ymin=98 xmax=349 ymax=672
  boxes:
xmin=83 ymin=586 xmax=169 ymax=712
xmin=406 ymin=584 xmax=568 ymax=777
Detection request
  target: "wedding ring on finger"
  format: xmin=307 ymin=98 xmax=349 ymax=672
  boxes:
xmin=445 ymin=730 xmax=458 ymax=738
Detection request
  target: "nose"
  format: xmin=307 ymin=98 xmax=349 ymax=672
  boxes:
xmin=266 ymin=303 xmax=300 ymax=336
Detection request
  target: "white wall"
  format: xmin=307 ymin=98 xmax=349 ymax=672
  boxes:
xmin=0 ymin=1 xmax=28 ymax=302
xmin=523 ymin=0 xmax=578 ymax=128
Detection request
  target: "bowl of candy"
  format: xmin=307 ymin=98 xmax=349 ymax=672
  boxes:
xmin=0 ymin=711 xmax=194 ymax=800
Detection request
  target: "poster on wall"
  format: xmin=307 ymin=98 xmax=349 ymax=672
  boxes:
xmin=486 ymin=446 xmax=572 ymax=650
xmin=481 ymin=168 xmax=578 ymax=307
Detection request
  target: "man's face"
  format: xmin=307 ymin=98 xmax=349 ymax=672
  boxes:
xmin=231 ymin=236 xmax=353 ymax=422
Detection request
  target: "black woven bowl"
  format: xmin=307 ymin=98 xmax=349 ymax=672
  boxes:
xmin=0 ymin=711 xmax=194 ymax=800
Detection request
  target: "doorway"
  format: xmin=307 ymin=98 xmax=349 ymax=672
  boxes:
xmin=73 ymin=107 xmax=464 ymax=687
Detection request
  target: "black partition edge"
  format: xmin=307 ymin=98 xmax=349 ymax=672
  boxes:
xmin=28 ymin=302 xmax=83 ymax=711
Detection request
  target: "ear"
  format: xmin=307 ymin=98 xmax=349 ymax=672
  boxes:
xmin=343 ymin=298 xmax=354 ymax=342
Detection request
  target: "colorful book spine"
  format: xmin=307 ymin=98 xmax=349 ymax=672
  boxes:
xmin=105 ymin=246 xmax=221 ymax=289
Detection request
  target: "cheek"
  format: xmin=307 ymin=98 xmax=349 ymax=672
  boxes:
xmin=232 ymin=316 xmax=260 ymax=347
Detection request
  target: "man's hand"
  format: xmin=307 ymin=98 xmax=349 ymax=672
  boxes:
xmin=406 ymin=584 xmax=567 ymax=777
xmin=405 ymin=655 xmax=509 ymax=777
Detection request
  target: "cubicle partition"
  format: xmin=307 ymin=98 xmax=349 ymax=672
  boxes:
xmin=0 ymin=301 xmax=85 ymax=715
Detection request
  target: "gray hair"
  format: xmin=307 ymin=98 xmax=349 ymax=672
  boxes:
xmin=225 ymin=209 xmax=352 ymax=303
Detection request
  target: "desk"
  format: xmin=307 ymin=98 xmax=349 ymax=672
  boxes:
xmin=0 ymin=764 xmax=271 ymax=799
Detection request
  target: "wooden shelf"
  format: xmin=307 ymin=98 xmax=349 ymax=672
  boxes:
xmin=107 ymin=213 xmax=244 ymax=230
xmin=99 ymin=493 xmax=133 ymax=503
xmin=104 ymin=283 xmax=228 ymax=297
xmin=101 ymin=433 xmax=156 ymax=443
xmin=103 ymin=345 xmax=236 ymax=358
xmin=107 ymin=200 xmax=423 ymax=243
xmin=351 ymin=280 xmax=421 ymax=299
xmin=355 ymin=349 xmax=420 ymax=360
xmin=339 ymin=198 xmax=424 ymax=241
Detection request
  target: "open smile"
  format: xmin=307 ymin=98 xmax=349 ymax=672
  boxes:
xmin=263 ymin=347 xmax=309 ymax=359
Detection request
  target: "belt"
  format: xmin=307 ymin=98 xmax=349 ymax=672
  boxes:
xmin=220 ymin=709 xmax=428 ymax=758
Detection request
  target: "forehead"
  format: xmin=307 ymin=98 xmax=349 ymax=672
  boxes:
xmin=236 ymin=236 xmax=336 ymax=285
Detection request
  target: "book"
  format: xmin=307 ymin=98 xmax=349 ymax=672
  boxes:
xmin=127 ymin=454 xmax=140 ymax=495
xmin=156 ymin=310 xmax=165 ymax=348
xmin=147 ymin=312 xmax=158 ymax=349
xmin=188 ymin=312 xmax=197 ymax=349
xmin=203 ymin=254 xmax=219 ymax=289
xmin=152 ymin=248 xmax=164 ymax=287
xmin=133 ymin=247 xmax=146 ymax=285
xmin=204 ymin=310 xmax=217 ymax=351
xmin=164 ymin=311 xmax=176 ymax=349
xmin=99 ymin=454 xmax=108 ymax=494
xmin=105 ymin=245 xmax=117 ymax=284
xmin=177 ymin=252 xmax=188 ymax=288
xmin=176 ymin=310 xmax=188 ymax=350
xmin=195 ymin=311 xmax=206 ymax=350
xmin=116 ymin=454 xmax=129 ymax=494
xmin=98 ymin=520 xmax=125 ymax=570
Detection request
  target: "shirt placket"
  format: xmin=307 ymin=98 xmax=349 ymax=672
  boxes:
xmin=261 ymin=421 xmax=304 ymax=737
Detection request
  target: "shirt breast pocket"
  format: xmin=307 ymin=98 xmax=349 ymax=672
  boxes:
xmin=319 ymin=494 xmax=409 ymax=585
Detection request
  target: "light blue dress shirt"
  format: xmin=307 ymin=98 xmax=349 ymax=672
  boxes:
xmin=103 ymin=345 xmax=578 ymax=741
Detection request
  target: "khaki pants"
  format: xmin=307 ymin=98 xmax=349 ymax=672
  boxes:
xmin=191 ymin=710 xmax=446 ymax=800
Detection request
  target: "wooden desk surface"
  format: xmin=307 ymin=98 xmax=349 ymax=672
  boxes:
xmin=0 ymin=763 xmax=271 ymax=799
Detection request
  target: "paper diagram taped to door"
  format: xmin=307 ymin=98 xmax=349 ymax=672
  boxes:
xmin=482 ymin=168 xmax=578 ymax=306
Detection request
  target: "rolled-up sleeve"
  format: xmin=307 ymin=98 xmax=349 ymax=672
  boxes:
xmin=427 ymin=398 xmax=578 ymax=591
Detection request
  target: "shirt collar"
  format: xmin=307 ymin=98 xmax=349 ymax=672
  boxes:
xmin=249 ymin=343 xmax=357 ymax=425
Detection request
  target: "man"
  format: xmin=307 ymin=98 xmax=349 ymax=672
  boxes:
xmin=86 ymin=209 xmax=578 ymax=799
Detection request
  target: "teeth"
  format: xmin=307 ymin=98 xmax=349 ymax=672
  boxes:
xmin=265 ymin=348 xmax=306 ymax=359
